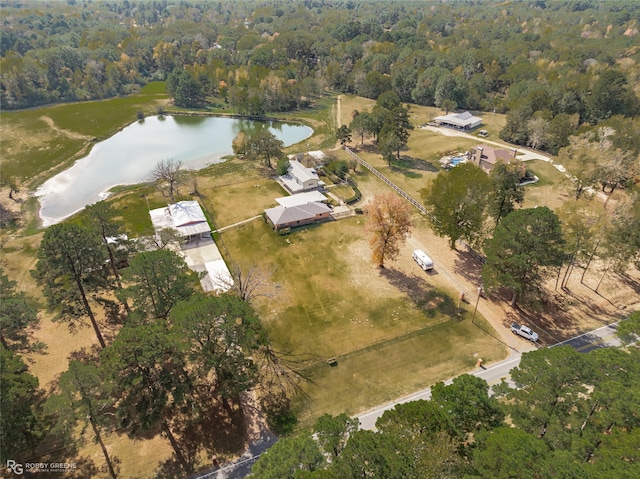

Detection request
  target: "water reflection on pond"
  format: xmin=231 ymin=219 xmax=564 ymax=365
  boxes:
xmin=37 ymin=115 xmax=312 ymax=225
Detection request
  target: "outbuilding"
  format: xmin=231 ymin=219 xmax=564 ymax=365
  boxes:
xmin=433 ymin=111 xmax=482 ymax=131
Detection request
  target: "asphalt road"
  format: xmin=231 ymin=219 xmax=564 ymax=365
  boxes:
xmin=551 ymin=321 xmax=622 ymax=353
xmin=357 ymin=320 xmax=626 ymax=431
xmin=189 ymin=430 xmax=277 ymax=479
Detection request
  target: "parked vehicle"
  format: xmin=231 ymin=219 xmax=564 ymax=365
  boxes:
xmin=412 ymin=249 xmax=434 ymax=271
xmin=510 ymin=323 xmax=539 ymax=342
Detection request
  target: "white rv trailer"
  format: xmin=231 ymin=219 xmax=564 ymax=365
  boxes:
xmin=412 ymin=249 xmax=434 ymax=271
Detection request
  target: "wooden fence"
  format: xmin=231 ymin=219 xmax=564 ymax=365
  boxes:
xmin=344 ymin=147 xmax=486 ymax=264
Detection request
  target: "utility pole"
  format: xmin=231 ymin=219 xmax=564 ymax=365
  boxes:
xmin=457 ymin=291 xmax=465 ymax=317
xmin=472 ymin=285 xmax=483 ymax=324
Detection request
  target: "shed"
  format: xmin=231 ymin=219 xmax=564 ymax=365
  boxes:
xmin=434 ymin=111 xmax=482 ymax=131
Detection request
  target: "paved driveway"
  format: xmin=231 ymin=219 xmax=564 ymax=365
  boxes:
xmin=181 ymin=235 xmax=230 ymax=292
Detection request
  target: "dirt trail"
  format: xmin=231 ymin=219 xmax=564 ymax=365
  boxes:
xmin=405 ymin=231 xmax=533 ymax=356
xmin=352 ymin=147 xmax=637 ymax=357
xmin=39 ymin=115 xmax=93 ymax=141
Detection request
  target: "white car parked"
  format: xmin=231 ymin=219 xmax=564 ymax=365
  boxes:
xmin=510 ymin=322 xmax=539 ymax=342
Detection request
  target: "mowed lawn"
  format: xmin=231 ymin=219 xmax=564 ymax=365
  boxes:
xmin=521 ymin=159 xmax=572 ymax=211
xmin=220 ymin=217 xmax=506 ymax=424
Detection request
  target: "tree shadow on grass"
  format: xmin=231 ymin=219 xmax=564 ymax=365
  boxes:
xmin=393 ymin=155 xmax=439 ymax=173
xmin=489 ymin=285 xmax=619 ymax=346
xmin=380 ymin=267 xmax=456 ymax=318
xmin=67 ymin=345 xmax=102 ymax=363
xmin=24 ymin=449 xmax=100 ymax=478
xmin=453 ymin=250 xmax=484 ymax=286
xmin=608 ymin=271 xmax=640 ymax=297
xmin=56 ymin=456 xmax=101 ymax=479
xmin=553 ymin=287 xmax=621 ymax=325
xmin=351 ymin=144 xmax=378 ymax=155
xmin=171 ymin=398 xmax=247 ymax=472
xmin=153 ymin=456 xmax=185 ymax=479
xmin=391 ymin=167 xmax=423 ymax=179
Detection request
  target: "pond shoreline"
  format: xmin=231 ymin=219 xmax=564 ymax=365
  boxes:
xmin=35 ymin=114 xmax=313 ymax=226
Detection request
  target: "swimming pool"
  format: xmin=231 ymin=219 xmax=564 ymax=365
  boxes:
xmin=450 ymin=157 xmax=465 ymax=166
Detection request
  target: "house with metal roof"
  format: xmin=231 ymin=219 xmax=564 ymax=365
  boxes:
xmin=149 ymin=200 xmax=211 ymax=241
xmin=433 ymin=111 xmax=482 ymax=131
xmin=279 ymin=160 xmax=325 ymax=194
xmin=149 ymin=201 xmax=234 ymax=293
xmin=264 ymin=202 xmax=332 ymax=231
xmin=275 ymin=191 xmax=328 ymax=208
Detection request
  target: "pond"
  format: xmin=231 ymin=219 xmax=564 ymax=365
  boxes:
xmin=36 ymin=115 xmax=313 ymax=226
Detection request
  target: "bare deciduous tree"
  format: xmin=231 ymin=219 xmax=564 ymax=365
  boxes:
xmin=189 ymin=174 xmax=202 ymax=198
xmin=214 ymin=261 xmax=278 ymax=304
xmin=526 ymin=117 xmax=549 ymax=150
xmin=149 ymin=159 xmax=183 ymax=203
xmin=366 ymin=193 xmax=413 ymax=268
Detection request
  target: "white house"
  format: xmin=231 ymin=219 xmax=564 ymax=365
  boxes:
xmin=279 ymin=160 xmax=325 ymax=194
xmin=275 ymin=190 xmax=328 ymax=208
xmin=149 ymin=200 xmax=211 ymax=242
xmin=149 ymin=201 xmax=233 ymax=293
xmin=433 ymin=111 xmax=482 ymax=131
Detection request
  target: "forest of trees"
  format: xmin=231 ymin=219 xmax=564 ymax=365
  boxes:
xmin=420 ymin=153 xmax=640 ymax=308
xmin=2 ymin=0 xmax=640 ymax=154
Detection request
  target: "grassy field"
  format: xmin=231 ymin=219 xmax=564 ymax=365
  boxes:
xmin=67 ymin=159 xmax=508 ymax=429
xmin=326 ymin=184 xmax=356 ymax=202
xmin=521 ymin=159 xmax=572 ymax=211
xmin=298 ymin=316 xmax=499 ymax=422
xmin=219 ymin=217 xmax=505 ymax=425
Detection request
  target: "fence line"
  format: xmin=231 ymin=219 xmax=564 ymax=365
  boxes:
xmin=331 ymin=210 xmax=355 ymax=219
xmin=344 ymin=147 xmax=429 ymax=217
xmin=343 ymin=147 xmax=486 ymax=265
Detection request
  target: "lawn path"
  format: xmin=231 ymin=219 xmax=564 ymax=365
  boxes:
xmin=39 ymin=115 xmax=93 ymax=141
xmin=216 ymin=215 xmax=263 ymax=232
